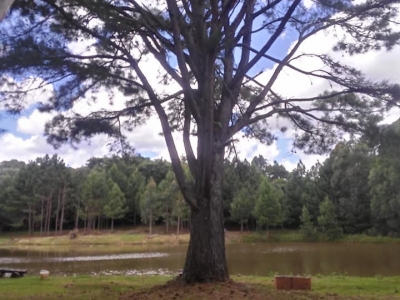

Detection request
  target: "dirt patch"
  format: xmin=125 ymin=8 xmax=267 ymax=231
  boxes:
xmin=120 ymin=279 xmax=367 ymax=300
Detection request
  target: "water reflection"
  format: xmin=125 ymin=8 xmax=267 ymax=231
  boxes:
xmin=1 ymin=243 xmax=400 ymax=277
xmin=0 ymin=252 xmax=168 ymax=264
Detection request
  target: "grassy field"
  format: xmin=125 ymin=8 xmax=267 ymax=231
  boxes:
xmin=235 ymin=231 xmax=400 ymax=244
xmin=1 ymin=228 xmax=399 ymax=249
xmin=6 ymin=233 xmax=190 ymax=246
xmin=0 ymin=275 xmax=399 ymax=300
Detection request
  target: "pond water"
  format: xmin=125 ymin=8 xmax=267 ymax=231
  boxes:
xmin=1 ymin=243 xmax=400 ymax=277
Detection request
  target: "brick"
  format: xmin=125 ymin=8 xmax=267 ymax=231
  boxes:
xmin=292 ymin=276 xmax=311 ymax=290
xmin=274 ymin=276 xmax=292 ymax=290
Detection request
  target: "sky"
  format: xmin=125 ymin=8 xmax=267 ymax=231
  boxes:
xmin=0 ymin=1 xmax=399 ymax=171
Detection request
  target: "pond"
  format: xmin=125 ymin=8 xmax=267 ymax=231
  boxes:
xmin=1 ymin=243 xmax=400 ymax=277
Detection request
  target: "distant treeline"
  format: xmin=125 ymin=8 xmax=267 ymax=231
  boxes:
xmin=0 ymin=119 xmax=399 ymax=238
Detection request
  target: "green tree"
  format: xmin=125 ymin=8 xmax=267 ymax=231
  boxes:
xmin=300 ymin=206 xmax=317 ymax=241
xmin=285 ymin=162 xmax=307 ymax=227
xmin=273 ymin=178 xmax=288 ymax=229
xmin=318 ymin=197 xmax=343 ymax=240
xmin=369 ymin=119 xmax=400 ymax=235
xmin=81 ymin=168 xmax=109 ymax=231
xmin=2 ymin=0 xmax=400 ymax=283
xmin=158 ymin=169 xmax=190 ymax=235
xmin=140 ymin=177 xmax=160 ymax=235
xmin=108 ymin=164 xmax=128 ymax=194
xmin=126 ymin=167 xmax=146 ymax=226
xmin=68 ymin=167 xmax=90 ymax=230
xmin=104 ymin=183 xmax=128 ymax=231
xmin=158 ymin=170 xmax=176 ymax=233
xmin=230 ymin=184 xmax=254 ymax=232
xmin=253 ymin=178 xmax=281 ymax=237
xmin=319 ymin=141 xmax=373 ymax=233
xmin=301 ymin=165 xmax=324 ymax=224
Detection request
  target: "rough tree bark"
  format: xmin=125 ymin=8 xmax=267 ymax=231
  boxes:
xmin=182 ymin=153 xmax=229 ymax=283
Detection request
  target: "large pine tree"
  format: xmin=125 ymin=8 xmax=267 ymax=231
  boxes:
xmin=1 ymin=0 xmax=400 ymax=283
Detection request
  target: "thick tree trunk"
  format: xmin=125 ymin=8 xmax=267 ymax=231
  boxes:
xmin=182 ymin=154 xmax=229 ymax=283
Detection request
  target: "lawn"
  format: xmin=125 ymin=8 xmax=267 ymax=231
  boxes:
xmin=1 ymin=275 xmax=399 ymax=300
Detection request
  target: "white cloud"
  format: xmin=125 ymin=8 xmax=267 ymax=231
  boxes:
xmin=303 ymin=0 xmax=315 ymax=9
xmin=17 ymin=109 xmax=55 ymax=135
xmin=0 ymin=132 xmax=111 ymax=168
xmin=382 ymin=108 xmax=400 ymax=125
xmin=0 ymin=76 xmax=54 ymax=111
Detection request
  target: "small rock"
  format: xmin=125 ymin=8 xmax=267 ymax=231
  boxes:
xmin=40 ymin=270 xmax=50 ymax=280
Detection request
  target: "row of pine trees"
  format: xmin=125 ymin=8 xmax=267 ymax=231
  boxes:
xmin=0 ymin=119 xmax=399 ymax=237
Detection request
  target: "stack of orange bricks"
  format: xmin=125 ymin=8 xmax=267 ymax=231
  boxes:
xmin=274 ymin=275 xmax=311 ymax=290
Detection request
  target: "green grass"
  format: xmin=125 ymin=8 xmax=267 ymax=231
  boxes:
xmin=0 ymin=237 xmax=8 ymax=244
xmin=341 ymin=234 xmax=400 ymax=244
xmin=237 ymin=275 xmax=400 ymax=297
xmin=0 ymin=275 xmax=172 ymax=300
xmin=2 ymin=233 xmax=190 ymax=247
xmin=239 ymin=230 xmax=400 ymax=244
xmin=1 ymin=275 xmax=399 ymax=300
xmin=1 ymin=229 xmax=399 ymax=249
xmin=240 ymin=230 xmax=305 ymax=243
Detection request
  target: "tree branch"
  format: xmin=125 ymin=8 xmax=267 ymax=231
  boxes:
xmin=165 ymin=0 xmax=201 ymax=123
xmin=183 ymin=102 xmax=198 ymax=179
xmin=230 ymin=0 xmax=301 ymax=89
xmin=45 ymin=0 xmax=199 ymax=210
